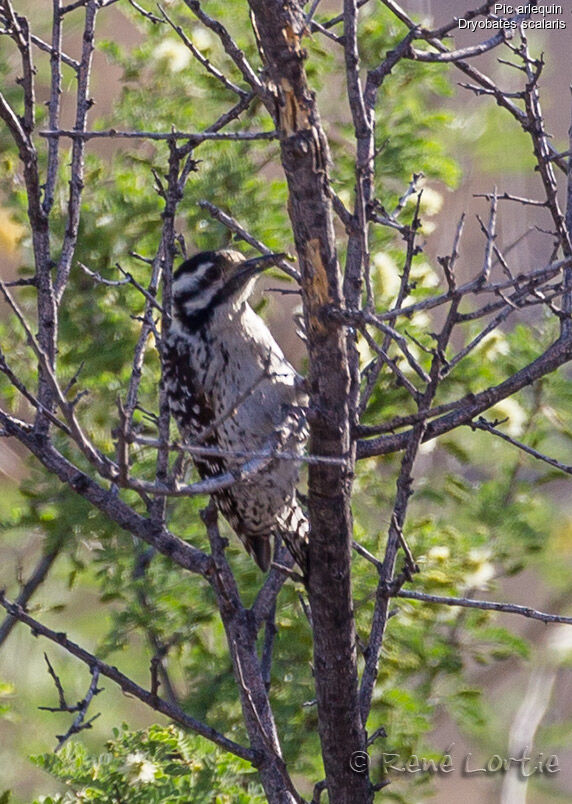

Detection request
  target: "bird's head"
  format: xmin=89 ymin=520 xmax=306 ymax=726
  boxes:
xmin=172 ymin=249 xmax=284 ymax=326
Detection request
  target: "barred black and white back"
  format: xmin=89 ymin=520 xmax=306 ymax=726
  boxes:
xmin=164 ymin=249 xmax=308 ymax=571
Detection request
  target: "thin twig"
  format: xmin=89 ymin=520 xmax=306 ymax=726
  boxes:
xmin=395 ymin=589 xmax=572 ymax=626
xmin=0 ymin=541 xmax=64 ymax=647
xmin=199 ymin=200 xmax=300 ymax=282
xmin=0 ymin=592 xmax=258 ymax=763
xmin=160 ymin=4 xmax=249 ymax=98
xmin=469 ymin=416 xmax=572 ymax=477
xmin=183 ymin=0 xmax=266 ymax=97
xmin=40 ymin=127 xmax=277 ymax=142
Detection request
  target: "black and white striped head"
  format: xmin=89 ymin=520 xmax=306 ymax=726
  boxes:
xmin=172 ymin=249 xmax=282 ymax=329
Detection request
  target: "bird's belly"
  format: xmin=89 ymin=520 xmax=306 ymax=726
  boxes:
xmin=164 ymin=330 xmax=307 ymax=539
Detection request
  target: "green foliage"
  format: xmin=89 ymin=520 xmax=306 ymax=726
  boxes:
xmin=31 ymin=724 xmax=265 ymax=803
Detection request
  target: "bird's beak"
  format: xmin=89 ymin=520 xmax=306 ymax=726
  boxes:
xmin=238 ymin=252 xmax=287 ymax=277
xmin=225 ymin=252 xmax=287 ymax=297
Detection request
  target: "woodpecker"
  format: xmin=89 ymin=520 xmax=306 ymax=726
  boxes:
xmin=164 ymin=249 xmax=308 ymax=571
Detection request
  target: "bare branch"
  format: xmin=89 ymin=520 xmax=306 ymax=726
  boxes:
xmin=0 ymin=541 xmax=63 ymax=647
xmin=199 ymin=200 xmax=301 ymax=282
xmin=0 ymin=410 xmax=211 ymax=576
xmin=43 ymin=0 xmax=63 ymax=215
xmin=260 ymin=602 xmax=277 ymax=691
xmin=519 ymin=36 xmax=571 ymax=258
xmin=40 ymin=656 xmax=103 ymax=751
xmin=408 ymin=30 xmax=514 ymax=64
xmin=125 ymin=428 xmax=327 ymax=498
xmin=40 ymin=127 xmax=277 ymax=142
xmin=128 ymin=0 xmax=163 ymax=24
xmin=251 ymin=545 xmax=295 ymax=630
xmin=0 ymin=592 xmax=257 ymax=763
xmin=369 ymin=257 xmax=569 ymax=323
xmin=437 ymin=212 xmax=465 ymax=293
xmin=395 ymin=588 xmax=572 ymax=626
xmin=321 ymin=0 xmax=374 ymax=30
xmin=0 ymin=278 xmax=118 ymax=479
xmin=480 ymin=189 xmax=498 ymax=284
xmin=469 ymin=416 xmax=572 ymax=477
xmin=54 ymin=0 xmax=99 ymax=301
xmin=200 ymin=503 xmax=301 ymax=800
xmin=24 ymin=31 xmax=79 ymax=70
xmin=358 ymin=334 xmax=572 ymax=459
xmin=160 ymin=4 xmax=249 ymax=98
xmin=360 ymin=294 xmax=459 ymax=723
xmin=564 ymin=87 xmax=572 ymax=337
xmin=183 ymin=0 xmax=267 ymax=98
xmin=0 ymin=348 xmax=71 ymax=435
xmin=474 ymin=190 xmax=547 ymax=207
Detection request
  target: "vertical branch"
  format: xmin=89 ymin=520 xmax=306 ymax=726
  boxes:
xmin=520 ymin=37 xmax=570 ymax=257
xmin=359 ymin=193 xmax=423 ymax=416
xmin=43 ymin=0 xmax=63 ymax=216
xmin=247 ymin=1 xmax=371 ymax=800
xmin=149 ymin=139 xmax=186 ymax=525
xmin=260 ymin=602 xmax=277 ymax=691
xmin=201 ymin=505 xmax=301 ymax=803
xmin=3 ymin=2 xmax=36 ymax=135
xmin=563 ymin=87 xmax=572 ymax=340
xmin=342 ymin=0 xmax=374 ymax=434
xmin=480 ymin=189 xmax=497 ymax=284
xmin=55 ymin=0 xmax=98 ymax=301
xmin=359 ymin=295 xmax=460 ymax=723
xmin=0 ymin=2 xmax=55 ymax=431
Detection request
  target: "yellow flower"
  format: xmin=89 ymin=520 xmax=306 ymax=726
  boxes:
xmin=0 ymin=207 xmax=24 ymax=254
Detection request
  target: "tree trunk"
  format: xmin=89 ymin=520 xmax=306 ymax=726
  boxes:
xmin=247 ymin=2 xmax=371 ymax=800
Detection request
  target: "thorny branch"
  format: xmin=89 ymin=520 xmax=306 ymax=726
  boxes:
xmin=0 ymin=592 xmax=258 ymax=764
xmin=40 ymin=654 xmax=103 ymax=752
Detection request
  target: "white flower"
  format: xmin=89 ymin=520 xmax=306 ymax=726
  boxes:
xmin=464 ymin=547 xmax=495 ymax=590
xmin=124 ymin=751 xmax=158 ymax=785
xmin=419 ymin=438 xmax=436 ymax=455
xmin=490 ymin=397 xmax=527 ymax=437
xmin=406 ymin=185 xmax=443 ymax=217
xmin=409 ymin=311 xmax=431 ymax=330
xmin=547 ymin=625 xmax=572 ymax=662
xmin=411 ymin=260 xmax=440 ymax=288
xmin=191 ymin=27 xmax=216 ymax=51
xmin=475 ymin=330 xmax=510 ymax=360
xmin=372 ymin=252 xmax=400 ymax=297
xmin=154 ymin=40 xmax=191 ymax=73
xmin=427 ymin=545 xmax=450 ymax=562
xmin=419 ymin=186 xmax=443 ymax=217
